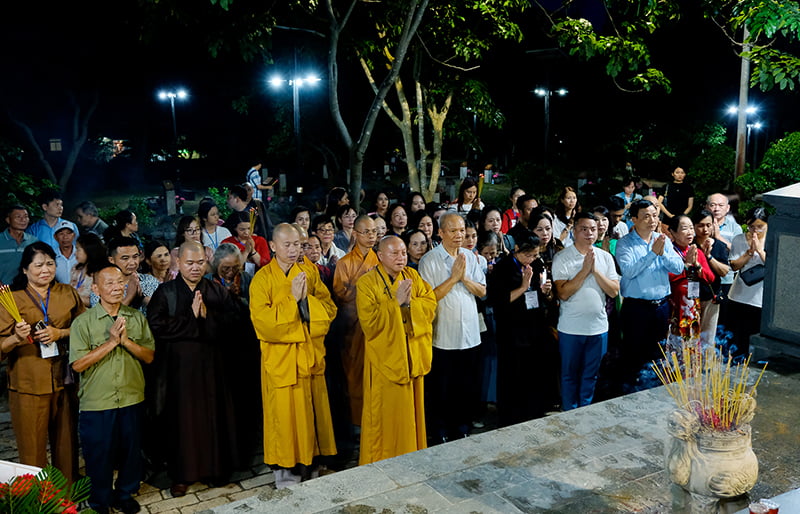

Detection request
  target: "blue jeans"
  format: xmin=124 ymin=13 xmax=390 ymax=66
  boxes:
xmin=558 ymin=332 xmax=608 ymax=411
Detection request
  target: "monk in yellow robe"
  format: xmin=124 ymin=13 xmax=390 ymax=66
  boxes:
xmin=250 ymin=223 xmax=337 ymax=488
xmin=332 ymin=215 xmax=379 ymax=425
xmin=356 ymin=235 xmax=437 ymax=465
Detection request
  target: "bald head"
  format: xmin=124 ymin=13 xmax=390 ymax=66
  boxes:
xmin=378 ymin=235 xmax=402 ymax=253
xmin=178 ymin=240 xmax=205 ymax=258
xmin=438 ymin=213 xmax=465 ymax=252
xmin=270 ymin=223 xmax=302 ymax=269
xmin=706 ymin=193 xmax=730 ymax=222
xmin=354 ymin=215 xmax=373 ymax=232
xmin=291 ymin=223 xmax=308 ymax=240
xmin=271 ymin=222 xmax=300 ymax=242
xmin=377 ymin=235 xmax=407 ymax=277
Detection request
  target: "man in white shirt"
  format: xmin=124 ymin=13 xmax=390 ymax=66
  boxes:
xmin=419 ymin=213 xmax=486 ymax=442
xmin=553 ymin=213 xmax=620 ymax=411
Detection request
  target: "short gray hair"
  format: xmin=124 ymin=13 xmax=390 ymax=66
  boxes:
xmin=212 ymin=243 xmax=242 ymax=273
xmin=77 ymin=200 xmax=99 ymax=217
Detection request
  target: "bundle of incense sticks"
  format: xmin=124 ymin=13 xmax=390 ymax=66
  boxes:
xmin=249 ymin=207 xmax=256 ymax=230
xmin=651 ymin=344 xmax=767 ymax=431
xmin=477 ymin=174 xmax=485 ymax=198
xmin=0 ymin=285 xmax=33 ymax=343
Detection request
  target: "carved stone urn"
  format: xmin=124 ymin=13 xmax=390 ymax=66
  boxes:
xmin=665 ymin=398 xmax=759 ymax=513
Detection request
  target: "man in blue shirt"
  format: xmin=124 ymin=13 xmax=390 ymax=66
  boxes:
xmin=616 ymin=199 xmax=683 ymax=391
xmin=26 ymin=191 xmax=79 ymax=250
xmin=0 ymin=205 xmax=38 ymax=284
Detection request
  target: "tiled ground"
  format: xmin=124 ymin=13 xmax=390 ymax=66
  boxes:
xmin=1 ymin=357 xmax=798 ymax=513
xmin=208 ymin=362 xmax=800 ymax=513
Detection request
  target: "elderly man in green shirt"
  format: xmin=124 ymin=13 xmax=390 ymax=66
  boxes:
xmin=70 ymin=265 xmax=155 ymax=514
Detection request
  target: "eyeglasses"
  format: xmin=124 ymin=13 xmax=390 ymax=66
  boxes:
xmin=317 ymin=228 xmax=334 ymax=234
xmin=355 ymin=229 xmax=378 ymax=235
xmin=185 ymin=228 xmax=201 ymax=234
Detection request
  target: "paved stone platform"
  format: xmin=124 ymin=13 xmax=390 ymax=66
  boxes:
xmin=210 ymin=362 xmax=800 ymax=514
xmin=0 ymin=359 xmax=797 ymax=513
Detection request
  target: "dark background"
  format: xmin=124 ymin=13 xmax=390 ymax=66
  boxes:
xmin=1 ymin=0 xmax=798 ymax=198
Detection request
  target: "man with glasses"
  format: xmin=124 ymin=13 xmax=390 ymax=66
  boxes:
xmin=332 ymin=216 xmax=379 ymax=427
xmin=615 ymin=200 xmax=683 ymax=391
xmin=311 ymin=215 xmax=346 ymax=268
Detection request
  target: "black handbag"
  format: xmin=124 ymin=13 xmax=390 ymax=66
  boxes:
xmin=739 ymin=263 xmax=766 ymax=286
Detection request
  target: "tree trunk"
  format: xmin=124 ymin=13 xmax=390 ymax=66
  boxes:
xmin=424 ymin=92 xmax=452 ymax=202
xmin=325 ymin=0 xmax=430 ymax=212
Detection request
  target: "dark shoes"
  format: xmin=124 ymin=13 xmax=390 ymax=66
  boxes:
xmin=170 ymin=483 xmax=189 ymax=497
xmin=111 ymin=497 xmax=141 ymax=514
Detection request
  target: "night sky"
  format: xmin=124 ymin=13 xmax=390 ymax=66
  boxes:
xmin=1 ymin=1 xmax=798 ymax=195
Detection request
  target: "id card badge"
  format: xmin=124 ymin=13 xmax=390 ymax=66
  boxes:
xmin=524 ymin=290 xmax=539 ymax=310
xmin=687 ymin=280 xmax=700 ymax=299
xmin=39 ymin=342 xmax=60 ymax=359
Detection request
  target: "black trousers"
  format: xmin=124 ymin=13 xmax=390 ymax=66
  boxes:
xmin=727 ymin=300 xmax=762 ymax=359
xmin=620 ymin=297 xmax=670 ymax=391
xmin=426 ymin=345 xmax=481 ymax=439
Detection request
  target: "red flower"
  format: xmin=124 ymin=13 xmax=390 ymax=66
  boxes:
xmin=9 ymin=474 xmax=35 ymax=496
xmin=59 ymin=499 xmax=78 ymax=514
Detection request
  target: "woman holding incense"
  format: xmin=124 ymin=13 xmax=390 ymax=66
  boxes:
xmin=221 ymin=210 xmax=270 ymax=273
xmin=0 ymin=242 xmax=85 ymax=482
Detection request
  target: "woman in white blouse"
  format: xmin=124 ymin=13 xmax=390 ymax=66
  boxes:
xmin=727 ymin=207 xmax=768 ymax=358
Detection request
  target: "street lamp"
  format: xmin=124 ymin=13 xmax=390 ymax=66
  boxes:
xmin=532 ymin=87 xmax=568 ymax=164
xmin=157 ymin=88 xmax=188 ymax=200
xmin=268 ymin=73 xmax=321 ymax=178
xmin=726 ymin=103 xmax=760 ymax=175
xmin=157 ymin=89 xmax=188 ymax=143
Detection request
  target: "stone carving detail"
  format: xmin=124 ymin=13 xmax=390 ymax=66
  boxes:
xmin=665 ymin=405 xmax=759 ymax=513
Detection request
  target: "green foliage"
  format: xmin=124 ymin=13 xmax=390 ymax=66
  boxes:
xmin=506 ymin=160 xmax=578 ymax=204
xmin=546 ymin=1 xmax=678 ymax=92
xmin=690 ymin=145 xmax=736 ymax=200
xmin=619 ymin=122 xmax=731 ymax=181
xmin=0 ymin=465 xmax=91 ymax=513
xmin=736 ymin=131 xmax=800 ymax=202
xmin=704 ymin=0 xmax=800 ymax=91
xmin=0 ymin=139 xmax=59 ymax=221
xmin=207 ymin=187 xmax=232 ymax=219
xmin=97 ymin=197 xmax=155 ymax=229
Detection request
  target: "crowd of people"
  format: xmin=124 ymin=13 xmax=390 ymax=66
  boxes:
xmin=0 ymin=165 xmax=769 ymax=512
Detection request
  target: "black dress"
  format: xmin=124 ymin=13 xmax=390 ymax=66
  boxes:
xmin=146 ymin=277 xmax=241 ymax=484
xmin=488 ymin=254 xmax=550 ymax=426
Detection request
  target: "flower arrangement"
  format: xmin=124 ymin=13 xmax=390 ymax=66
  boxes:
xmin=0 ymin=465 xmax=91 ymax=513
xmin=651 ymin=343 xmax=767 ymax=431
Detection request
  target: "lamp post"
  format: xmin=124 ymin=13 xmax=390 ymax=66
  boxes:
xmin=532 ymin=87 xmax=567 ymax=165
xmin=157 ymin=89 xmax=188 ymax=145
xmin=747 ymin=121 xmax=763 ymax=170
xmin=727 ymin=104 xmax=759 ymax=174
xmin=268 ymin=73 xmax=321 ymax=180
xmin=157 ymin=88 xmax=188 ymax=199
